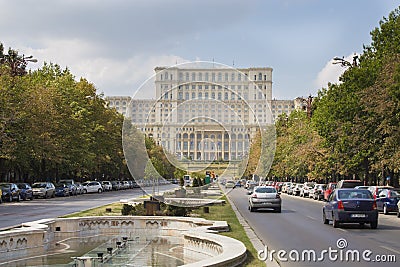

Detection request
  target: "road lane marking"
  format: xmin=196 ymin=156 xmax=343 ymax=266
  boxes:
xmin=337 ymin=228 xmax=348 ymax=232
xmin=306 ymin=215 xmax=316 ymax=220
xmin=380 ymin=246 xmax=400 ymax=255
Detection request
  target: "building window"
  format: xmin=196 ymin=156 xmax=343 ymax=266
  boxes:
xmin=192 ymin=72 xmax=196 ymax=81
xmin=264 ymin=74 xmax=267 ymax=80
xmin=212 ymin=73 xmax=215 ymax=81
xmin=185 ymin=72 xmax=189 ymax=81
xmin=225 ymin=73 xmax=228 ymax=81
xmin=224 ymin=92 xmax=228 ymax=100
xmin=179 ymin=72 xmax=183 ymax=81
xmin=198 ymin=85 xmax=202 ymax=90
xmin=211 ymin=92 xmax=215 ymax=99
xmin=259 ymin=73 xmax=262 ymax=81
xmin=198 ymin=92 xmax=202 ymax=98
xmin=254 ymin=75 xmax=257 ymax=80
xmin=231 ymin=73 xmax=235 ymax=81
xmin=218 ymin=92 xmax=222 ymax=100
xmin=205 ymin=72 xmax=209 ymax=81
xmin=198 ymin=72 xmax=202 ymax=81
xmin=218 ymin=72 xmax=222 ymax=81
xmin=185 ymin=92 xmax=189 ymax=100
xmin=192 ymin=92 xmax=195 ymax=99
xmin=238 ymin=73 xmax=242 ymax=81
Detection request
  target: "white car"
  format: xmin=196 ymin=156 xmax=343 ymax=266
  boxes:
xmin=248 ymin=186 xmax=281 ymax=212
xmin=101 ymin=181 xmax=112 ymax=191
xmin=82 ymin=181 xmax=103 ymax=194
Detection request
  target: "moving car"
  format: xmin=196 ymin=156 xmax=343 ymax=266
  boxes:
xmin=0 ymin=183 xmax=21 ymax=202
xmin=16 ymin=183 xmax=34 ymax=201
xmin=375 ymin=188 xmax=400 ymax=215
xmin=225 ymin=180 xmax=236 ymax=189
xmin=368 ymin=185 xmax=394 ymax=199
xmin=322 ymin=188 xmax=378 ymax=229
xmin=248 ymin=186 xmax=281 ymax=212
xmin=32 ymin=182 xmax=55 ymax=199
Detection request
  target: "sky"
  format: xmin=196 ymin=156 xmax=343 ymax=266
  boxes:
xmin=0 ymin=0 xmax=398 ymax=100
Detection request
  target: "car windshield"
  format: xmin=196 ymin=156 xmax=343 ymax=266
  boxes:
xmin=55 ymin=183 xmax=66 ymax=187
xmin=338 ymin=190 xmax=372 ymax=200
xmin=255 ymin=187 xmax=276 ymax=193
xmin=17 ymin=184 xmax=27 ymax=189
xmin=32 ymin=183 xmax=46 ymax=188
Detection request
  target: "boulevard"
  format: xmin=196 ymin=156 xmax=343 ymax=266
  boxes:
xmin=0 ymin=185 xmax=176 ymax=230
xmin=226 ymin=186 xmax=400 ymax=267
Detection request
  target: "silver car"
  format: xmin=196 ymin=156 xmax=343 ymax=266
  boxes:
xmin=248 ymin=186 xmax=282 ymax=212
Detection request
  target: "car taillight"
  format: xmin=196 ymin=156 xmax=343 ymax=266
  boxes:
xmin=338 ymin=200 xmax=344 ymax=210
xmin=372 ymin=201 xmax=377 ymax=210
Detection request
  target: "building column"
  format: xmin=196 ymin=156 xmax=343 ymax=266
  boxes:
xmin=194 ymin=131 xmax=198 ymax=160
xmin=201 ymin=131 xmax=205 ymax=160
xmin=221 ymin=131 xmax=225 ymax=161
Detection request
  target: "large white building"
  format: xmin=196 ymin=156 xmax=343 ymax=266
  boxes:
xmin=106 ymin=66 xmax=300 ymax=162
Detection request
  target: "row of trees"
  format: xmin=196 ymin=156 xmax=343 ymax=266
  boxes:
xmin=0 ymin=43 xmax=130 ymax=182
xmin=246 ymin=7 xmax=400 ymax=186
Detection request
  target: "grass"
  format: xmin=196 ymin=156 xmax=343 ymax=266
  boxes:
xmin=59 ymin=196 xmax=264 ymax=266
xmin=191 ymin=196 xmax=265 ymax=267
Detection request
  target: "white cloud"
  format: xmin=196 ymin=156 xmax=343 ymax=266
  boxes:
xmin=313 ymin=54 xmax=356 ymax=90
xmin=19 ymin=39 xmax=189 ymax=98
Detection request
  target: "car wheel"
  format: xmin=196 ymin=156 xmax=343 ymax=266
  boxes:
xmin=30 ymin=195 xmax=34 ymax=200
xmin=370 ymin=220 xmax=378 ymax=229
xmin=332 ymin=214 xmax=340 ymax=228
xmin=275 ymin=207 xmax=281 ymax=213
xmin=16 ymin=194 xmax=21 ymax=202
xmin=83 ymin=189 xmax=87 ymax=194
xmin=359 ymin=222 xmax=365 ymax=228
xmin=397 ymin=210 xmax=400 ymax=218
xmin=45 ymin=192 xmax=49 ymax=199
xmin=52 ymin=192 xmax=55 ymax=198
xmin=98 ymin=188 xmax=102 ymax=193
xmin=383 ymin=205 xmax=388 ymax=215
xmin=323 ymin=211 xmax=329 ymax=224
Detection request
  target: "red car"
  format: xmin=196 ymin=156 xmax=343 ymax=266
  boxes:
xmin=324 ymin=182 xmax=337 ymax=200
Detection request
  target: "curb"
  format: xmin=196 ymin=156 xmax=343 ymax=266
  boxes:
xmin=225 ymin=191 xmax=280 ymax=267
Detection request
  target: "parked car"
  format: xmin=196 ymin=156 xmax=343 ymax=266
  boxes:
xmin=324 ymin=182 xmax=337 ymax=200
xmin=111 ymin=180 xmax=121 ymax=191
xmin=16 ymin=183 xmax=34 ymax=201
xmin=292 ymin=184 xmax=303 ymax=196
xmin=322 ymin=188 xmax=378 ymax=229
xmin=311 ymin=184 xmax=326 ymax=200
xmin=368 ymin=185 xmax=394 ymax=199
xmin=75 ymin=182 xmax=84 ymax=194
xmin=376 ymin=188 xmax=400 ymax=215
xmin=54 ymin=183 xmax=70 ymax=197
xmin=281 ymin=182 xmax=292 ymax=193
xmin=337 ymin=179 xmax=364 ymax=189
xmin=31 ymin=182 xmax=55 ymax=199
xmin=248 ymin=186 xmax=281 ymax=212
xmin=0 ymin=188 xmax=2 ymax=204
xmin=300 ymin=182 xmax=315 ymax=197
xmin=0 ymin=183 xmax=21 ymax=202
xmin=398 ymin=200 xmax=400 ymax=218
xmin=123 ymin=181 xmax=130 ymax=189
xmin=132 ymin=180 xmax=140 ymax=188
xmin=82 ymin=181 xmax=103 ymax=194
xmin=59 ymin=179 xmax=78 ymax=196
xmin=101 ymin=181 xmax=112 ymax=191
xmin=287 ymin=183 xmax=296 ymax=195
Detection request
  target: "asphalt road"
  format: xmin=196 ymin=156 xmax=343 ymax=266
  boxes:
xmin=0 ymin=184 xmax=177 ymax=230
xmin=227 ymin=186 xmax=400 ymax=267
